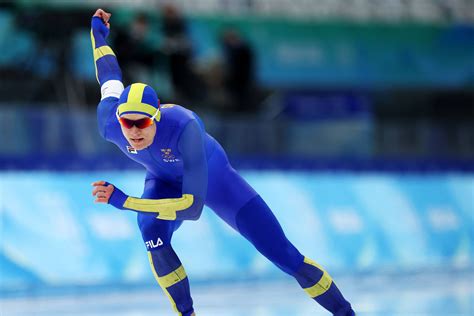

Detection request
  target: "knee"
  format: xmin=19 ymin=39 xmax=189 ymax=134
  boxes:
xmin=148 ymin=245 xmax=181 ymax=276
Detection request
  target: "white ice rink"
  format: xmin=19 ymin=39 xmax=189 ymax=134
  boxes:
xmin=1 ymin=269 xmax=472 ymax=316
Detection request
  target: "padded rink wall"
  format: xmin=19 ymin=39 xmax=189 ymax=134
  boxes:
xmin=0 ymin=171 xmax=472 ymax=291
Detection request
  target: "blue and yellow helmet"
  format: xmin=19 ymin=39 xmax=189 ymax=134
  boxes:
xmin=117 ymin=83 xmax=161 ymax=121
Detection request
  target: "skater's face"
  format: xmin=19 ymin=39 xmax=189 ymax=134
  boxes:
xmin=118 ymin=113 xmax=157 ymax=150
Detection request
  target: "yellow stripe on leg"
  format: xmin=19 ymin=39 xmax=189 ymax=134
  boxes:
xmin=157 ymin=265 xmax=187 ymax=289
xmin=303 ymin=257 xmax=333 ymax=298
xmin=147 ymin=251 xmax=183 ymax=315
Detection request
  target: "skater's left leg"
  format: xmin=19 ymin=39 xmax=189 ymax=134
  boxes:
xmin=138 ymin=177 xmax=195 ymax=316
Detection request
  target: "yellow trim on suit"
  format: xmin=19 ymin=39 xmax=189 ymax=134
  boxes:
xmin=303 ymin=257 xmax=333 ymax=298
xmin=124 ymin=194 xmax=194 ymax=220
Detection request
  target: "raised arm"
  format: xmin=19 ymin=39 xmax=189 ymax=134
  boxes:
xmin=91 ymin=8 xmax=124 ymax=138
xmin=92 ymin=120 xmax=208 ymax=221
xmin=91 ymin=9 xmax=123 ymax=91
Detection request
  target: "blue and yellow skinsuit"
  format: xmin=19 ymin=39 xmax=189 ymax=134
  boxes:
xmin=91 ymin=16 xmax=354 ymax=316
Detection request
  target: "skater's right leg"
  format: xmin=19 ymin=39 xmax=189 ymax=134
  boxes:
xmin=235 ymin=195 xmax=354 ymax=315
xmin=205 ymin=149 xmax=355 ymax=315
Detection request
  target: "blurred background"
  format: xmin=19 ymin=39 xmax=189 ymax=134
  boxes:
xmin=0 ymin=0 xmax=473 ymax=315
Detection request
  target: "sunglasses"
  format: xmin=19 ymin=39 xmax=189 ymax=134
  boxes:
xmin=116 ymin=108 xmax=160 ymax=129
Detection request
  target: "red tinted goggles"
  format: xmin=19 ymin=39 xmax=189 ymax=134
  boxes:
xmin=116 ymin=108 xmax=159 ymax=129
